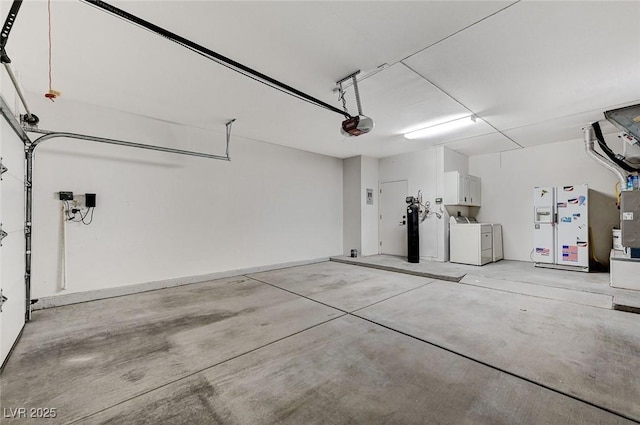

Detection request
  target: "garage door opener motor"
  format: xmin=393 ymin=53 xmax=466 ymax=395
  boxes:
xmin=336 ymin=71 xmax=374 ymax=137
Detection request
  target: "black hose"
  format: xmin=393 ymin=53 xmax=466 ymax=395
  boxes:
xmin=591 ymin=121 xmax=639 ymax=173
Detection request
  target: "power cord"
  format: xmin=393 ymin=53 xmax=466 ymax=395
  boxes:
xmin=81 ymin=207 xmax=95 ymax=225
xmin=63 ymin=201 xmax=94 ymax=226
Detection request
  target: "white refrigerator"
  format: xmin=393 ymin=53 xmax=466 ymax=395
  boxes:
xmin=533 ymin=185 xmax=589 ymax=271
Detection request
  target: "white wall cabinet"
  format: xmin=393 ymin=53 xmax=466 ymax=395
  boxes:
xmin=444 ymin=171 xmax=481 ymax=206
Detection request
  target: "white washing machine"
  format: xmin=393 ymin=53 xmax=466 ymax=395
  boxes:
xmin=449 ymin=217 xmax=503 ymax=265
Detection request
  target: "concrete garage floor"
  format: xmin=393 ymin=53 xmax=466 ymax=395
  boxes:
xmin=332 ymin=255 xmax=640 ymax=311
xmin=1 ymin=261 xmax=639 ymax=424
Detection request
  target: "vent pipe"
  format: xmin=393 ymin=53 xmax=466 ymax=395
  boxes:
xmin=583 ymin=124 xmax=627 ymax=188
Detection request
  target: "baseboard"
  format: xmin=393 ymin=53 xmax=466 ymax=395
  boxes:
xmin=31 ymin=257 xmax=330 ymax=310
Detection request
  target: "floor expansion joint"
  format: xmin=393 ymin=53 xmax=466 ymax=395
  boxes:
xmin=349 ymin=313 xmax=640 ymax=425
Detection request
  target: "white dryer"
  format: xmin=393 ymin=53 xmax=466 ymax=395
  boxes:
xmin=449 ymin=217 xmax=503 ymax=265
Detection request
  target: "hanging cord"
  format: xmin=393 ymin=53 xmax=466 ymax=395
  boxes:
xmin=415 ymin=191 xmax=441 ymax=221
xmin=63 ymin=200 xmax=94 ymax=225
xmin=47 ymin=0 xmax=51 ymax=91
xmin=351 ymin=75 xmax=362 ymax=116
xmin=337 ymin=83 xmax=350 ymax=118
xmin=44 ymin=0 xmax=60 ymax=101
xmin=80 ymin=207 xmax=95 ymax=225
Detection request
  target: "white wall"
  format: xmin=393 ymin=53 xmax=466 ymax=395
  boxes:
xmin=443 ymin=148 xmax=468 ymax=175
xmin=343 ymin=156 xmax=361 ymax=255
xmin=469 ymin=137 xmax=620 ymax=264
xmin=343 ymin=155 xmax=379 ymax=257
xmin=360 ymin=156 xmax=379 ymax=256
xmin=379 ymin=148 xmax=442 ymax=259
xmin=27 ymin=94 xmax=343 ymax=299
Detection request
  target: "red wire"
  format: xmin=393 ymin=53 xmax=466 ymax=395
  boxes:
xmin=48 ymin=0 xmax=52 ymax=92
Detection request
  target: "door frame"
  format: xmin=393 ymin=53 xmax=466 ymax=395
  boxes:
xmin=378 ymin=179 xmax=408 ymax=255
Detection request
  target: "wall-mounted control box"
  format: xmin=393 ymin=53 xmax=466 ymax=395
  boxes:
xmin=85 ymin=193 xmax=96 ymax=208
xmin=59 ymin=191 xmax=73 ymax=201
xmin=58 ymin=192 xmax=97 ymax=206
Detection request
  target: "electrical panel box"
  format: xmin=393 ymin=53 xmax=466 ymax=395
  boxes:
xmin=621 ymin=190 xmax=640 ymax=248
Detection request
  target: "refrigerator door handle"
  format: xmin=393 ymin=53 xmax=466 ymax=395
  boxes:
xmin=554 ymin=213 xmax=558 ymax=224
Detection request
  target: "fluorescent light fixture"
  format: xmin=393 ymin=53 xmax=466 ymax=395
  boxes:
xmin=404 ymin=115 xmax=477 ymax=140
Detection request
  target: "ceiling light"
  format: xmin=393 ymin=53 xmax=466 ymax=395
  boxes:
xmin=404 ymin=115 xmax=477 ymax=140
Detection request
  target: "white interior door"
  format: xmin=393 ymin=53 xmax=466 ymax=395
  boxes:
xmin=1 ymin=119 xmax=26 ymax=368
xmin=379 ymin=180 xmax=408 ymax=256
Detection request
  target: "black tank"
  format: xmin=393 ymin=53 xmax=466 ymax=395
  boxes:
xmin=407 ymin=202 xmax=420 ymax=263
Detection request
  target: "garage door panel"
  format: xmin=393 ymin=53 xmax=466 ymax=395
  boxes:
xmin=0 ymin=118 xmax=25 ymax=171
xmin=0 ymin=229 xmax=25 ymax=362
xmin=1 ymin=117 xmax=27 ymax=367
xmin=1 ymin=173 xmax=25 ymax=233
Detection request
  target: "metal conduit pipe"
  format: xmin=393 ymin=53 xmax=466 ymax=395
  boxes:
xmin=583 ymin=124 xmax=627 ymax=188
xmin=20 ymin=123 xmax=234 ymax=321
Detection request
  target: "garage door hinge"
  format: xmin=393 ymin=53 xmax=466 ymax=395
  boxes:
xmin=0 ymin=224 xmax=7 ymax=246
xmin=0 ymin=157 xmax=7 ymax=180
xmin=0 ymin=289 xmax=7 ymax=312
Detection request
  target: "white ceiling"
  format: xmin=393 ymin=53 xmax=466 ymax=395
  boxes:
xmin=3 ymin=1 xmax=640 ymax=159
